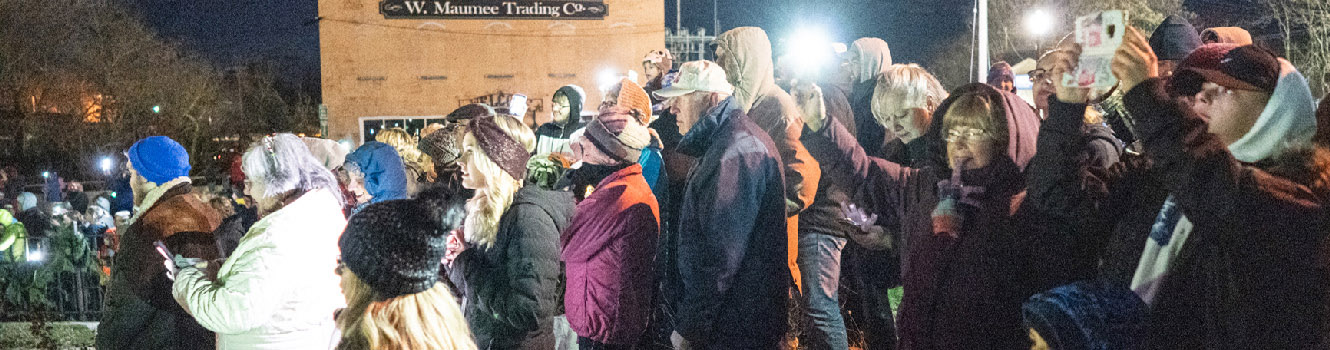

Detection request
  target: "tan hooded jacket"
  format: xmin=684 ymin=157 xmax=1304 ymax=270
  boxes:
xmin=715 ymin=27 xmax=820 ymax=215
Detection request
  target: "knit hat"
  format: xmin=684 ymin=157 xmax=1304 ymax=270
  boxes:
xmin=468 ymin=116 xmax=531 ymax=180
xmin=579 ymin=106 xmax=650 ymax=165
xmin=615 ymin=78 xmax=653 ymax=122
xmin=339 ymin=196 xmax=466 ymax=299
xmin=418 ymin=124 xmax=464 ymax=165
xmin=1023 ymin=280 xmax=1148 ymax=350
xmin=1149 ymin=15 xmax=1202 ymax=61
xmin=1170 ymin=44 xmax=1279 ymax=96
xmin=447 ymin=103 xmax=495 ymax=122
xmin=128 ymin=136 xmax=191 ymax=184
xmin=987 ymin=61 xmax=1015 ymax=92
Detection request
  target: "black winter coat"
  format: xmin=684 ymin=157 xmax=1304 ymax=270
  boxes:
xmin=1028 ymin=79 xmax=1330 ymax=349
xmin=450 ymin=185 xmax=574 ymax=349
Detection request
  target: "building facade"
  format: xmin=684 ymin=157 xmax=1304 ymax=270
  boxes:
xmin=319 ymin=0 xmax=665 ymax=144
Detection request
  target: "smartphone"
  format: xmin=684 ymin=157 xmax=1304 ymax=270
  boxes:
xmin=153 ymin=240 xmax=173 ymax=261
xmin=509 ymin=94 xmax=528 ymax=118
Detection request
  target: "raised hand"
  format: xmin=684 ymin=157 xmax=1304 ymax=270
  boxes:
xmin=1111 ymin=26 xmax=1159 ymax=93
xmin=1050 ymin=43 xmax=1092 ymax=104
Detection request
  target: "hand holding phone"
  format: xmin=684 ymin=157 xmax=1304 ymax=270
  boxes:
xmin=156 ymin=240 xmax=205 ymax=280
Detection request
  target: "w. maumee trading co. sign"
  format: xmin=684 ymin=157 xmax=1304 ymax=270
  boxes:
xmin=379 ymin=0 xmax=608 ymax=19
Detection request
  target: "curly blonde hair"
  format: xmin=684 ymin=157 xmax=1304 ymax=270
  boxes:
xmin=376 ymin=128 xmax=436 ymax=180
xmin=461 ymin=116 xmax=532 ymax=248
xmin=336 ymin=272 xmax=476 ymax=350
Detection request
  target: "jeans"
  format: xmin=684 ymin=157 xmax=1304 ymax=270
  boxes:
xmin=797 ymin=233 xmax=849 ymax=350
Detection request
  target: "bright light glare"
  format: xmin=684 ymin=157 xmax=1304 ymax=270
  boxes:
xmin=100 ymin=157 xmax=113 ymax=173
xmin=1025 ymin=9 xmax=1054 ymax=37
xmin=337 ymin=140 xmax=354 ymax=152
xmin=597 ymin=69 xmax=619 ymax=92
xmin=41 ymin=171 xmax=49 ymax=179
xmin=28 ymin=250 xmax=43 ymax=262
xmin=785 ymin=27 xmax=834 ymax=77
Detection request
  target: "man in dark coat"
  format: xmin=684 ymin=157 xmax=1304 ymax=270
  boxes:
xmin=98 ymin=136 xmax=221 ymax=350
xmin=657 ymin=60 xmax=790 ymax=350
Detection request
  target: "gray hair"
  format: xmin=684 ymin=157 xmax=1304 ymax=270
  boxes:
xmin=242 ymin=133 xmax=345 ymax=206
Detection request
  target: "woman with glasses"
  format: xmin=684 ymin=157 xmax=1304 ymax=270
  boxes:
xmin=799 ymin=81 xmax=1079 ymax=350
xmin=170 ymin=133 xmax=348 ymax=349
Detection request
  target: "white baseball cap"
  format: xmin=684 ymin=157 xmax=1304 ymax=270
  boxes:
xmin=652 ymin=60 xmax=735 ymax=98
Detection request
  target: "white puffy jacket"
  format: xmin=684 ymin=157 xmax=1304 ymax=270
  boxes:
xmin=173 ymin=189 xmax=347 ymax=350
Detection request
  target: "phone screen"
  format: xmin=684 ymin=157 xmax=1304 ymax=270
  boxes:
xmin=153 ymin=240 xmax=172 ymax=261
xmin=509 ymin=94 xmax=528 ymax=117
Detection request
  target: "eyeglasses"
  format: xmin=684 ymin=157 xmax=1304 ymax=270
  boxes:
xmin=1027 ymin=69 xmax=1050 ymax=84
xmin=945 ymin=128 xmax=992 ymax=143
xmin=335 ymin=259 xmax=345 ymax=275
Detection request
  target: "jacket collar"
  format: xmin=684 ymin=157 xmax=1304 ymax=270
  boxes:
xmin=596 ymin=164 xmax=643 ymax=190
xmin=128 ymin=176 xmax=192 ymax=226
xmin=677 ymin=96 xmax=740 ymax=157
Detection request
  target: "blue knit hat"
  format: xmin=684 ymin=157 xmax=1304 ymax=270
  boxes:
xmin=128 ymin=136 xmax=191 ymax=184
xmin=1023 ymin=280 xmax=1147 ymax=350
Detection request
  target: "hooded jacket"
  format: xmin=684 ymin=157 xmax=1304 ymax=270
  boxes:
xmin=715 ymin=27 xmax=821 ymax=215
xmin=536 ymin=85 xmax=589 ymax=156
xmin=0 ymin=209 xmax=26 ymax=262
xmin=450 ymin=185 xmax=575 ymax=349
xmin=98 ymin=179 xmax=222 ymax=350
xmin=672 ymin=96 xmax=790 ymax=346
xmin=803 ymin=84 xmax=1071 ymax=350
xmin=716 ymin=27 xmax=822 ymax=290
xmin=849 ymin=38 xmax=893 ymax=159
xmin=1029 ymin=73 xmax=1329 ymax=349
xmin=561 ymin=164 xmax=660 ymax=345
xmin=345 ymin=141 xmax=408 ymax=204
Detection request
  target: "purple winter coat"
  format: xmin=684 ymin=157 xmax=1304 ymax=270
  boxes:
xmin=802 ymin=84 xmax=1077 ymax=350
xmin=561 ymin=164 xmax=660 ymax=345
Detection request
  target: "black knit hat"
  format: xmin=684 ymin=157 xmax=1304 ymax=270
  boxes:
xmin=339 ymin=195 xmax=467 ymax=299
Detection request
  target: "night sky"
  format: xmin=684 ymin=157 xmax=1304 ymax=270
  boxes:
xmin=129 ymin=0 xmax=974 ymax=86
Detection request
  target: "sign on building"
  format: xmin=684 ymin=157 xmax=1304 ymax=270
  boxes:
xmin=379 ymin=0 xmax=608 ymax=20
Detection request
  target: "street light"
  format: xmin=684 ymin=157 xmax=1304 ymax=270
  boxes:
xmin=152 ymin=105 xmax=162 ymax=114
xmin=784 ymin=26 xmax=833 ymax=78
xmin=1025 ymin=9 xmax=1055 ymax=53
xmin=100 ymin=157 xmax=114 ymax=175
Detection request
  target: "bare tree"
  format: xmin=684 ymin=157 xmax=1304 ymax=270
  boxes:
xmin=0 ymin=0 xmax=224 ymax=176
xmin=1265 ymin=0 xmax=1330 ymax=97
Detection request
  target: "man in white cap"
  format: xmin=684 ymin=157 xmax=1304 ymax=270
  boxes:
xmin=655 ymin=60 xmax=791 ymax=349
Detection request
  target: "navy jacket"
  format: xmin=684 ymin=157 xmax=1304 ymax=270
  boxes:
xmin=672 ymin=97 xmax=790 ymax=346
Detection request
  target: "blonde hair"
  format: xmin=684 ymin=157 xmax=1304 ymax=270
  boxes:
xmin=377 ymin=128 xmax=435 ymax=178
xmin=942 ymin=93 xmax=1008 ymax=151
xmin=337 ymin=272 xmax=477 ymax=350
xmin=871 ymin=64 xmax=948 ymax=128
xmin=461 ymin=116 xmax=530 ymax=248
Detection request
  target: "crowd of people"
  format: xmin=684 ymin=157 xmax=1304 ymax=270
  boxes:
xmin=4 ymin=15 xmax=1330 ymax=350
